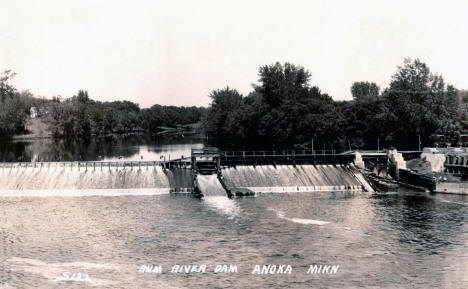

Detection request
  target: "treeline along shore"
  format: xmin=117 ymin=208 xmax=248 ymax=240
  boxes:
xmin=0 ymin=71 xmax=206 ymax=139
xmin=204 ymin=58 xmax=468 ymax=150
xmin=1 ymin=58 xmax=467 ymax=150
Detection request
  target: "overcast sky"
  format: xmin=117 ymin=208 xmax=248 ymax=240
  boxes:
xmin=1 ymin=0 xmax=467 ymax=107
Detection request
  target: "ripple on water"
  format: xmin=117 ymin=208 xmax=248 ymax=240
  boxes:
xmin=0 ymin=192 xmax=467 ymax=288
xmin=268 ymin=207 xmax=330 ymax=226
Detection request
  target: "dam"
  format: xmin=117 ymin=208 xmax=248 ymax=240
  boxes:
xmin=221 ymin=165 xmax=363 ymax=194
xmin=0 ymin=148 xmax=394 ymax=197
xmin=0 ymin=161 xmax=192 ymax=196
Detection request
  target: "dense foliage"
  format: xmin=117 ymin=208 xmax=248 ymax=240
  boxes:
xmin=3 ymin=58 xmax=467 ymax=149
xmin=0 ymin=71 xmax=205 ymax=139
xmin=44 ymin=91 xmax=205 ymax=138
xmin=0 ymin=71 xmax=30 ymax=137
xmin=205 ymin=59 xmax=467 ymax=150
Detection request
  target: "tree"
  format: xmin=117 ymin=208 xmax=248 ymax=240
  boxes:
xmin=0 ymin=70 xmax=28 ymax=137
xmin=0 ymin=70 xmax=17 ymax=102
xmin=204 ymin=63 xmax=348 ymax=150
xmin=351 ymin=81 xmax=380 ymax=101
xmin=385 ymin=58 xmax=459 ymax=149
xmin=204 ymin=87 xmax=244 ymax=147
xmin=254 ymin=62 xmax=311 ymax=107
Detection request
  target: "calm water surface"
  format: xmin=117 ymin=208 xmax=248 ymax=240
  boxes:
xmin=0 ymin=135 xmax=204 ymax=162
xmin=1 ymin=192 xmax=467 ymax=288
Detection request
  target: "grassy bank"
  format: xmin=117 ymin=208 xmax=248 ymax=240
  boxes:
xmin=12 ymin=117 xmax=52 ymax=140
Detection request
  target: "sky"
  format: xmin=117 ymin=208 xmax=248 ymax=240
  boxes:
xmin=1 ymin=0 xmax=467 ymax=107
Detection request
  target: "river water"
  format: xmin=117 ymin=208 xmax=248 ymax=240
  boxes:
xmin=0 ymin=135 xmax=203 ymax=162
xmin=0 ymin=139 xmax=467 ymax=288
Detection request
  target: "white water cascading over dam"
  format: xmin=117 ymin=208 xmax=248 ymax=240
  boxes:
xmin=196 ymin=173 xmax=240 ymax=218
xmin=221 ymin=164 xmax=366 ymax=194
xmin=0 ymin=162 xmax=171 ymax=196
xmin=0 ymin=150 xmax=377 ymax=197
xmin=196 ymin=174 xmax=227 ymax=196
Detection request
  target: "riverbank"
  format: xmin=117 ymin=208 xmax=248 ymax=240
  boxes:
xmin=10 ymin=117 xmax=203 ymax=141
xmin=11 ymin=117 xmax=52 ymax=140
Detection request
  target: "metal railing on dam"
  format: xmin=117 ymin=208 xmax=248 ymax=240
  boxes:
xmin=0 ymin=150 xmax=421 ymax=170
xmin=0 ymin=161 xmax=163 ymax=168
xmin=0 ymin=160 xmax=192 ymax=170
xmin=220 ymin=150 xmax=356 ymax=166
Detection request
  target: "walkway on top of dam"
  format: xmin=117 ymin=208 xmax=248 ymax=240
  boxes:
xmin=216 ymin=149 xmax=421 ymax=166
xmin=0 ymin=149 xmax=422 ymax=169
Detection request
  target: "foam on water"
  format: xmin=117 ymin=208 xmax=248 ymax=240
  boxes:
xmin=0 ymin=188 xmax=170 ymax=197
xmin=271 ymin=208 xmax=330 ymax=226
xmin=203 ymin=196 xmax=241 ymax=218
xmin=197 ymin=174 xmax=241 ymax=218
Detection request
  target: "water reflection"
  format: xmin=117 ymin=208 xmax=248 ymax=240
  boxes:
xmin=0 ymin=135 xmax=204 ymax=162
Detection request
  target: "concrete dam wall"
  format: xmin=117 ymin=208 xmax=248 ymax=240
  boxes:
xmin=0 ymin=163 xmax=196 ymax=196
xmin=0 ymin=162 xmax=370 ymax=197
xmin=221 ymin=164 xmax=365 ymax=194
xmin=165 ymin=168 xmax=195 ymax=193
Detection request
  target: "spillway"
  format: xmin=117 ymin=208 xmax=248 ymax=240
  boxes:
xmin=196 ymin=173 xmax=239 ymax=218
xmin=221 ymin=164 xmax=366 ymax=193
xmin=196 ymin=174 xmax=227 ymax=196
xmin=0 ymin=163 xmax=171 ymax=196
xmin=0 ymin=161 xmax=371 ymax=197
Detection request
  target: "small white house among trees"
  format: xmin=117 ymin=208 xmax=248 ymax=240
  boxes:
xmin=30 ymin=106 xmax=38 ymax=118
